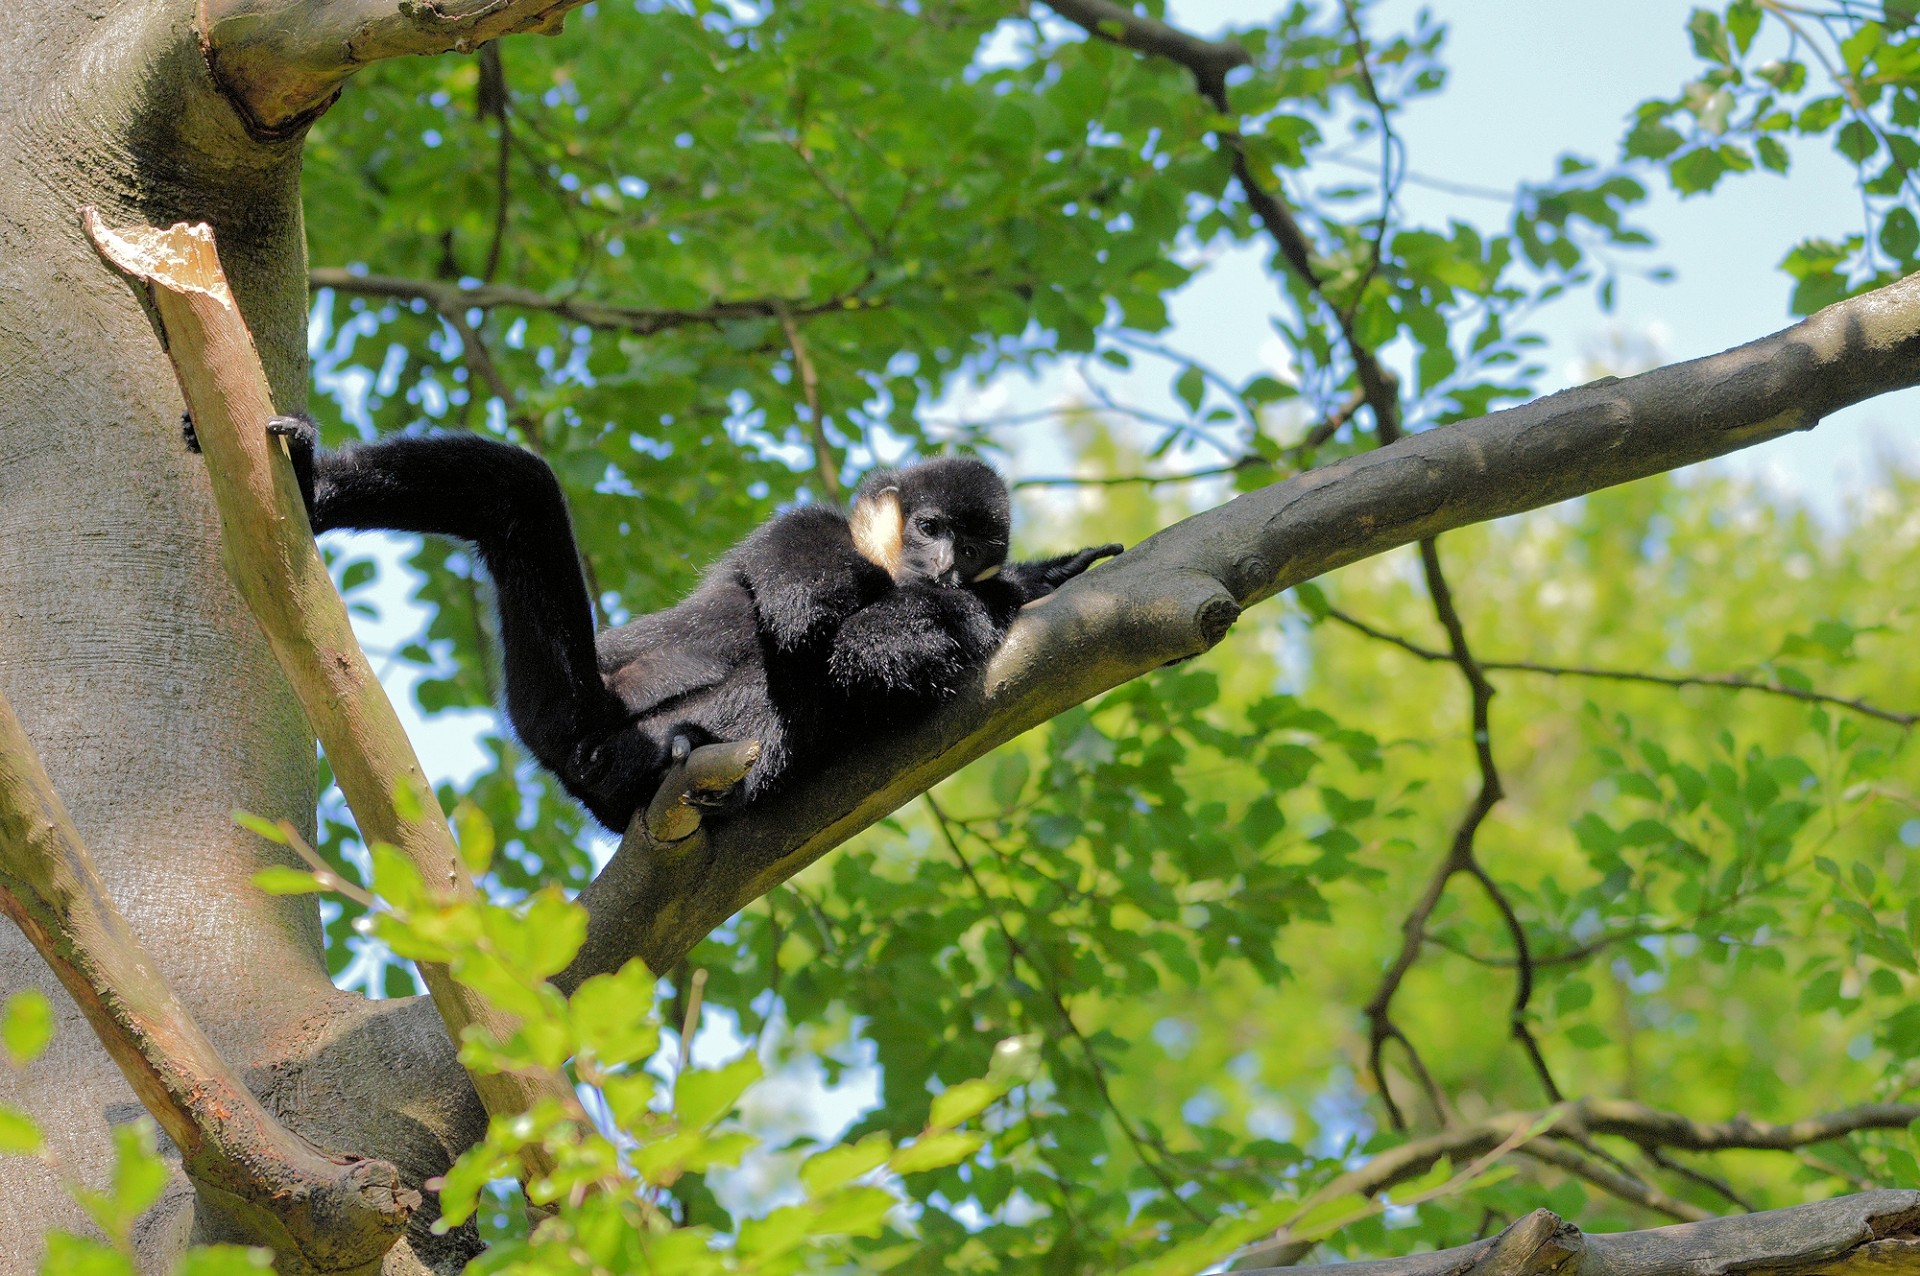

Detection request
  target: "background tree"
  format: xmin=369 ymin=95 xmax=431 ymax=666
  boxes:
xmin=4 ymin=0 xmax=1920 ymax=1272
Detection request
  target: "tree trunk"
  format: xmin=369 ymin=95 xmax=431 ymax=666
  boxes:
xmin=0 ymin=4 xmax=481 ymax=1269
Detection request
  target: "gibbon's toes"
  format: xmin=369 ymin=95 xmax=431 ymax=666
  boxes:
xmin=686 ymin=739 xmax=762 ymax=807
xmin=181 ymin=412 xmax=201 ymax=453
xmin=643 ymin=739 xmax=763 ymax=841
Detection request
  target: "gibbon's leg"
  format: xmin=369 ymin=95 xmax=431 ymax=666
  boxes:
xmin=278 ymin=421 xmax=663 ymax=828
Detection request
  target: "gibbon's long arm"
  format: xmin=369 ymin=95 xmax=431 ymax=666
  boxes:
xmin=279 ymin=421 xmax=666 ymax=824
xmin=997 ymin=544 xmax=1127 ymax=603
xmin=826 ymin=582 xmax=1003 ymax=702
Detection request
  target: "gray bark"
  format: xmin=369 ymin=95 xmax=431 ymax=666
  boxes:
xmin=0 ymin=3 xmax=481 ymax=1270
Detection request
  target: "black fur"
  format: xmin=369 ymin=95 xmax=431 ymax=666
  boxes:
xmin=220 ymin=416 xmax=1119 ymax=832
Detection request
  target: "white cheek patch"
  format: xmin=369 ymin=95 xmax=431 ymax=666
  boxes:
xmin=850 ymin=488 xmax=904 ymax=579
xmin=971 ymin=563 xmax=1001 ymax=582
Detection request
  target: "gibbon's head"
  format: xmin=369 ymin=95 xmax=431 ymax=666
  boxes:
xmin=850 ymin=457 xmax=1012 ymax=588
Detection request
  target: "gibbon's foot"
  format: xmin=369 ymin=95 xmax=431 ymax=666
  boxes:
xmin=181 ymin=411 xmax=316 ymax=455
xmin=266 ymin=413 xmax=317 ymax=449
xmin=643 ymin=737 xmax=763 ymax=842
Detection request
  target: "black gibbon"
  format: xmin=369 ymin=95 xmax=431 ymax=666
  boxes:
xmin=202 ymin=416 xmax=1119 ymax=832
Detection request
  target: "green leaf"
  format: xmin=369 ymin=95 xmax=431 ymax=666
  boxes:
xmin=0 ymin=1105 xmax=42 ymax=1155
xmin=76 ymin=1120 xmax=169 ymax=1241
xmin=806 ymin=1184 xmax=896 ymax=1238
xmin=230 ymin=811 xmax=288 ymax=844
xmin=369 ymin=843 xmax=429 ymax=914
xmin=570 ymin=959 xmax=661 ymax=1068
xmin=929 ymin=1078 xmax=1001 ymax=1129
xmin=1726 ymin=1 xmax=1761 ymax=53
xmin=3 ymin=990 xmax=55 ymax=1067
xmin=1837 ymin=120 xmax=1879 ymax=164
xmin=453 ymin=802 xmax=495 ymax=878
xmin=1882 ymin=207 xmax=1920 ymax=260
xmin=250 ymin=866 xmax=332 ymax=896
xmin=799 ymin=1132 xmax=891 ymax=1196
xmin=890 ymin=1130 xmax=983 ymax=1175
xmin=1285 ymin=1191 xmax=1375 ymax=1243
xmin=1174 ymin=365 xmax=1206 ymax=414
xmin=39 ymin=1234 xmax=135 ymax=1276
xmin=675 ymin=1054 xmax=763 ymax=1129
xmin=1565 ymin=1024 xmax=1612 ymax=1049
xmin=172 ymin=1247 xmax=275 ymax=1276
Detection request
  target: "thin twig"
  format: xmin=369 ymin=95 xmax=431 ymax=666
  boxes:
xmin=775 ymin=301 xmax=839 ymax=498
xmin=1323 ymin=606 xmax=1919 ymax=727
xmin=311 ymin=268 xmax=879 ymax=337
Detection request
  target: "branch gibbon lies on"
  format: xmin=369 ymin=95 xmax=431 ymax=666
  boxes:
xmin=207 ymin=416 xmax=1120 ymax=832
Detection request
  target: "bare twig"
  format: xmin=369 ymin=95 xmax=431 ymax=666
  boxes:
xmin=776 ymin=301 xmax=840 ymax=498
xmin=310 ymin=268 xmax=878 ymax=338
xmin=1324 ymin=606 xmax=1919 ymax=727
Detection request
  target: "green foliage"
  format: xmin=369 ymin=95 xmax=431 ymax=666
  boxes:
xmin=1625 ymin=2 xmax=1920 ymax=308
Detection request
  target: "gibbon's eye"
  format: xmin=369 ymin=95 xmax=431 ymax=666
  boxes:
xmin=916 ymin=516 xmax=939 ymax=537
xmin=958 ymin=542 xmax=977 ymax=562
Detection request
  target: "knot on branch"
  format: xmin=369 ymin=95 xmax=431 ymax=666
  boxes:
xmin=200 ymin=1151 xmax=416 ymax=1273
xmin=1197 ymin=595 xmax=1242 ymax=650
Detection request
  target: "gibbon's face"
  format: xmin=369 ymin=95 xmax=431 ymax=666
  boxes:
xmin=851 ymin=458 xmax=1012 ymax=588
xmin=897 ymin=495 xmax=1008 ymax=588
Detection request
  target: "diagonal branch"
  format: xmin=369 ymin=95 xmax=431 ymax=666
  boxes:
xmin=1244 ymin=1192 xmax=1920 ymax=1276
xmin=562 ymin=268 xmax=1920 ymax=989
xmin=199 ymin=0 xmax=589 ymax=137
xmin=83 ymin=211 xmax=574 ymax=1177
xmin=1235 ymin=1100 xmax=1920 ymax=1269
xmin=1039 ymin=0 xmax=1251 ymax=84
xmin=0 ymin=689 xmax=415 ymax=1267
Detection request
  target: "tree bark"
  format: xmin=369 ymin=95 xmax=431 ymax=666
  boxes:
xmin=0 ymin=5 xmax=484 ymax=1271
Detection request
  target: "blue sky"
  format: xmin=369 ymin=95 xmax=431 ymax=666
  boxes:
xmin=1159 ymin=0 xmax=1920 ymax=504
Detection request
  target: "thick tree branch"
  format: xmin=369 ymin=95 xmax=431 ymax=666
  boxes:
xmin=199 ymin=0 xmax=586 ymax=136
xmin=564 ymin=269 xmax=1920 ymax=987
xmin=0 ymin=690 xmax=415 ymax=1269
xmin=309 ymin=267 xmax=877 ymax=336
xmin=83 ymin=211 xmax=572 ymax=1176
